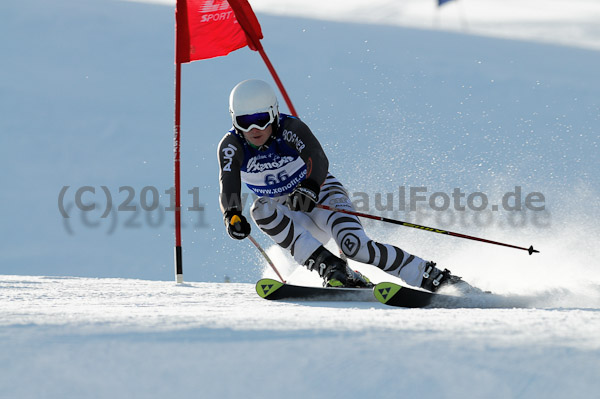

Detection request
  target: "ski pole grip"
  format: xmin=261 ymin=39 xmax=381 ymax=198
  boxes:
xmin=230 ymin=214 xmax=241 ymax=225
xmin=230 ymin=214 xmax=242 ymax=232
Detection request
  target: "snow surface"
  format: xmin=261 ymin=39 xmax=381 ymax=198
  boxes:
xmin=141 ymin=0 xmax=600 ymax=51
xmin=2 ymin=275 xmax=599 ymax=398
xmin=1 ymin=0 xmax=600 ymax=397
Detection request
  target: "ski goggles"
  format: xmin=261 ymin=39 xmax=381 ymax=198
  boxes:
xmin=234 ymin=111 xmax=275 ymax=133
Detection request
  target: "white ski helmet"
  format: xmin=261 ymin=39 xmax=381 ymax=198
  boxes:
xmin=229 ymin=79 xmax=279 ymax=133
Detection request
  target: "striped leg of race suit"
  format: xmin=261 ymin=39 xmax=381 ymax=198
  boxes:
xmin=313 ymin=175 xmax=428 ymax=287
xmin=250 ymin=174 xmax=428 ymax=287
xmin=250 ymin=196 xmax=325 ymax=267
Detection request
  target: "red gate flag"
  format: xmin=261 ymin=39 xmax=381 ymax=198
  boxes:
xmin=176 ymin=0 xmax=263 ymax=63
xmin=227 ymin=0 xmax=263 ymax=50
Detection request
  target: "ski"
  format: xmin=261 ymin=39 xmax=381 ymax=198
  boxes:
xmin=374 ymin=281 xmax=503 ymax=308
xmin=373 ymin=281 xmax=437 ymax=308
xmin=256 ymin=278 xmax=377 ymax=302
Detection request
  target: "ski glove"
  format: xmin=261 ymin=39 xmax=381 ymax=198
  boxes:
xmin=224 ymin=209 xmax=251 ymax=240
xmin=287 ymin=179 xmax=320 ymax=212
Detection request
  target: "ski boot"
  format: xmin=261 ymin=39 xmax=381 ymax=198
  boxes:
xmin=345 ymin=268 xmax=373 ymax=288
xmin=339 ymin=251 xmax=373 ymax=288
xmin=304 ymin=246 xmax=349 ymax=288
xmin=420 ymin=262 xmax=480 ymax=294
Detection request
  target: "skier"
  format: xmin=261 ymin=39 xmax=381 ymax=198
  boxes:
xmin=218 ymin=79 xmax=468 ymax=291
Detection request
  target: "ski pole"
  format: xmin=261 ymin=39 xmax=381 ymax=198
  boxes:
xmin=230 ymin=215 xmax=286 ymax=283
xmin=316 ymin=204 xmax=539 ymax=255
xmin=247 ymin=235 xmax=286 ymax=283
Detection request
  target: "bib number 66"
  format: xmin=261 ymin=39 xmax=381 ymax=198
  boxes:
xmin=265 ymin=171 xmax=288 ymax=185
